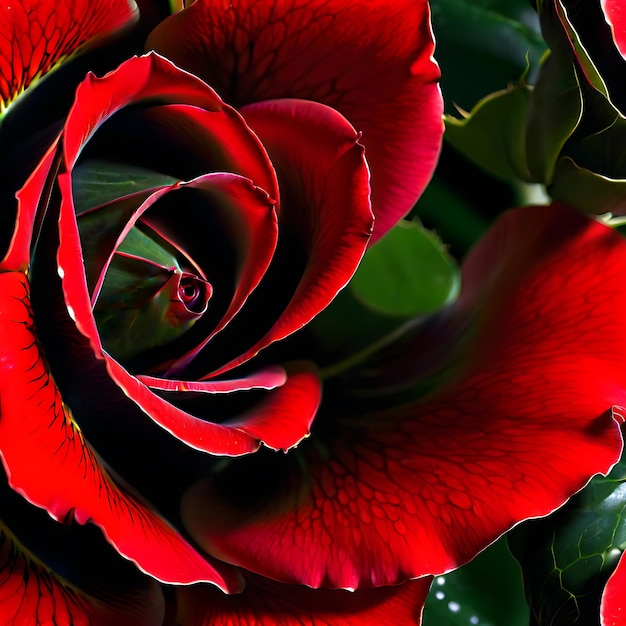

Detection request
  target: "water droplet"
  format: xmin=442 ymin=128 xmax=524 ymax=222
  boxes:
xmin=448 ymin=601 xmax=461 ymax=613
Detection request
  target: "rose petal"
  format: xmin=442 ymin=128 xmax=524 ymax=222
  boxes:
xmin=202 ymin=99 xmax=372 ymax=376
xmin=0 ymin=271 xmax=241 ymax=591
xmin=63 ymin=54 xmax=278 ymax=204
xmin=107 ymin=358 xmax=319 ymax=454
xmin=2 ymin=138 xmax=61 ymax=272
xmin=147 ymin=0 xmax=443 ymax=241
xmin=603 ymin=0 xmax=626 ymax=58
xmin=0 ymin=481 xmax=165 ymax=626
xmin=602 ymin=550 xmax=626 ymax=626
xmin=0 ymin=524 xmax=163 ymax=625
xmin=0 ymin=0 xmax=138 ymax=112
xmin=181 ymin=204 xmax=626 ymax=589
xmin=137 ymin=365 xmax=286 ymax=393
xmin=176 ymin=573 xmax=432 ymax=625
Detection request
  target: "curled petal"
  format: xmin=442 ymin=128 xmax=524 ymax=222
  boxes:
xmin=0 ymin=271 xmax=241 ymax=591
xmin=62 ymin=53 xmax=278 ymax=203
xmin=147 ymin=0 xmax=443 ymax=240
xmin=107 ymin=358 xmax=319 ymax=454
xmin=181 ymin=204 xmax=626 ymax=589
xmin=205 ymin=99 xmax=372 ymax=376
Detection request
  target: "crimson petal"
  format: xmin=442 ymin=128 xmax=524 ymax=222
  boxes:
xmin=0 ymin=271 xmax=241 ymax=591
xmin=205 ymin=99 xmax=372 ymax=376
xmin=0 ymin=522 xmax=163 ymax=626
xmin=0 ymin=0 xmax=138 ymax=113
xmin=602 ymin=550 xmax=626 ymax=626
xmin=106 ymin=358 xmax=320 ymax=454
xmin=175 ymin=574 xmax=432 ymax=626
xmin=146 ymin=0 xmax=443 ymax=241
xmin=62 ymin=53 xmax=278 ymax=203
xmin=602 ymin=0 xmax=626 ymax=59
xmin=0 ymin=482 xmax=166 ymax=626
xmin=181 ymin=204 xmax=626 ymax=589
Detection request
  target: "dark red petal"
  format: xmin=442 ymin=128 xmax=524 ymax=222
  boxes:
xmin=602 ymin=0 xmax=626 ymax=58
xmin=60 ymin=151 xmax=314 ymax=455
xmin=0 ymin=517 xmax=165 ymax=626
xmin=181 ymin=204 xmax=626 ymax=589
xmin=2 ymin=139 xmax=60 ymax=271
xmin=145 ymin=172 xmax=279 ymax=373
xmin=107 ymin=358 xmax=319 ymax=454
xmin=0 ymin=271 xmax=241 ymax=591
xmin=63 ymin=53 xmax=278 ymax=203
xmin=137 ymin=366 xmax=286 ymax=393
xmin=209 ymin=99 xmax=372 ymax=375
xmin=146 ymin=0 xmax=443 ymax=241
xmin=602 ymin=550 xmax=626 ymax=626
xmin=176 ymin=574 xmax=431 ymax=626
xmin=0 ymin=0 xmax=138 ymax=112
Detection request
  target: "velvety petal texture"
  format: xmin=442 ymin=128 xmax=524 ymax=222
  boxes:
xmin=175 ymin=574 xmax=432 ymax=626
xmin=0 ymin=0 xmax=138 ymax=112
xmin=146 ymin=0 xmax=444 ymax=242
xmin=181 ymin=204 xmax=626 ymax=589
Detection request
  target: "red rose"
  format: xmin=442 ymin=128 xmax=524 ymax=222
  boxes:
xmin=0 ymin=0 xmax=443 ymax=622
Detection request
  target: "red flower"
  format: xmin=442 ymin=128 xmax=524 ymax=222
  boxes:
xmin=0 ymin=0 xmax=443 ymax=622
xmin=176 ymin=204 xmax=626 ymax=606
xmin=602 ymin=550 xmax=626 ymax=626
xmin=146 ymin=0 xmax=444 ymax=243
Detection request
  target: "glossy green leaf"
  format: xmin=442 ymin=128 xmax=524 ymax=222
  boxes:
xmin=422 ymin=538 xmax=529 ymax=626
xmin=72 ymin=159 xmax=178 ymax=214
xmin=508 ymin=457 xmax=626 ymax=626
xmin=350 ymin=220 xmax=460 ymax=317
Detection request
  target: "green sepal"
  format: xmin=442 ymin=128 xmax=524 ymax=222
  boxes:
xmin=444 ymin=77 xmax=533 ymax=183
xmin=549 ymin=157 xmax=626 ymax=216
xmin=72 ymin=159 xmax=177 ymax=215
xmin=524 ymin=51 xmax=583 ymax=182
xmin=508 ymin=456 xmax=626 ymax=625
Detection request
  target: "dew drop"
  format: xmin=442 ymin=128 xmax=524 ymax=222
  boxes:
xmin=448 ymin=601 xmax=461 ymax=613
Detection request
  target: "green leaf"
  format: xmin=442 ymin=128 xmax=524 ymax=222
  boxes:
xmin=350 ymin=220 xmax=460 ymax=317
xmin=508 ymin=457 xmax=626 ymax=625
xmin=422 ymin=538 xmax=530 ymax=626
xmin=72 ymin=159 xmax=178 ymax=214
